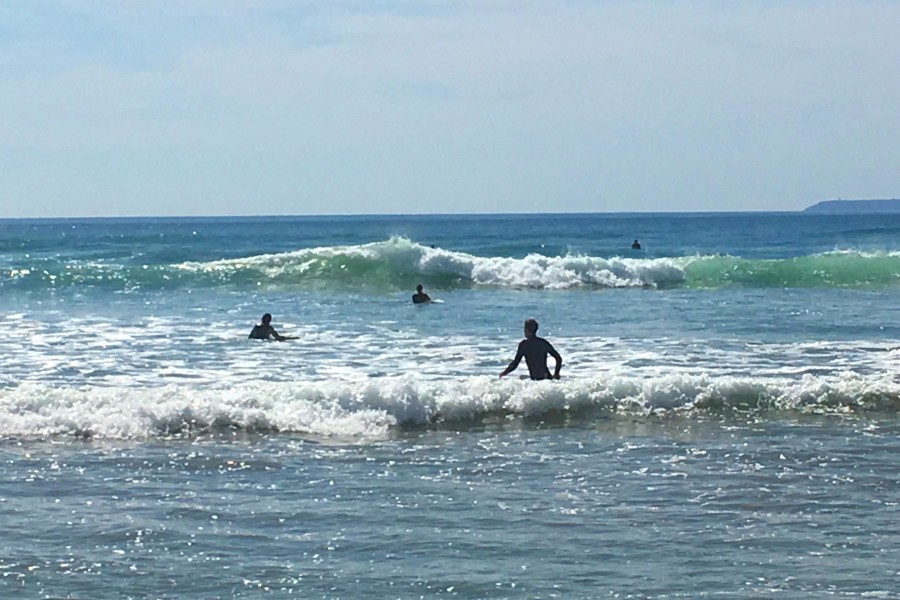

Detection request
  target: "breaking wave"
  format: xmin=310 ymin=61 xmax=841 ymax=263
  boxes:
xmin=2 ymin=373 xmax=898 ymax=441
xmin=2 ymin=237 xmax=899 ymax=292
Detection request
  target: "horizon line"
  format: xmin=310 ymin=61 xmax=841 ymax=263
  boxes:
xmin=1 ymin=208 xmax=815 ymax=221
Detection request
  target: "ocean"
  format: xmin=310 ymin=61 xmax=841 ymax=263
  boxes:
xmin=1 ymin=212 xmax=898 ymax=599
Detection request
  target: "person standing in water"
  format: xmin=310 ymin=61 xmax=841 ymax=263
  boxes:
xmin=632 ymin=239 xmax=642 ymax=250
xmin=500 ymin=318 xmax=562 ymax=380
xmin=412 ymin=284 xmax=432 ymax=304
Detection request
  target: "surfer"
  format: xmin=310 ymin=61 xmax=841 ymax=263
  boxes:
xmin=412 ymin=284 xmax=432 ymax=304
xmin=632 ymin=239 xmax=642 ymax=250
xmin=499 ymin=318 xmax=562 ymax=380
xmin=248 ymin=313 xmax=294 ymax=341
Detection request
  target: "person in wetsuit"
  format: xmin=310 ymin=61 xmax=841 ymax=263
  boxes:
xmin=248 ymin=313 xmax=293 ymax=341
xmin=412 ymin=284 xmax=432 ymax=304
xmin=499 ymin=318 xmax=563 ymax=380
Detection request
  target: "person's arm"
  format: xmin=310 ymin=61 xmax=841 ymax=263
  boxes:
xmin=500 ymin=342 xmax=525 ymax=378
xmin=548 ymin=342 xmax=562 ymax=379
xmin=271 ymin=328 xmax=299 ymax=341
xmin=264 ymin=325 xmax=288 ymax=341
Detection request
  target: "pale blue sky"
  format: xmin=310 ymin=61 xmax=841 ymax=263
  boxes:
xmin=2 ymin=1 xmax=899 ymax=217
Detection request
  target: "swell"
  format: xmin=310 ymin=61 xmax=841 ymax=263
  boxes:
xmin=2 ymin=237 xmax=898 ymax=292
xmin=683 ymin=250 xmax=900 ymax=289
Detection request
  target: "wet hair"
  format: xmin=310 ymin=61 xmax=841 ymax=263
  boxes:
xmin=416 ymin=284 xmax=423 ymax=292
xmin=262 ymin=313 xmax=272 ymax=324
xmin=524 ymin=318 xmax=539 ymax=334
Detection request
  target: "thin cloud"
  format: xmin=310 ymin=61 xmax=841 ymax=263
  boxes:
xmin=1 ymin=1 xmax=899 ymax=216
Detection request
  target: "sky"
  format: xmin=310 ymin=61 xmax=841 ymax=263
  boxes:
xmin=1 ymin=1 xmax=899 ymax=217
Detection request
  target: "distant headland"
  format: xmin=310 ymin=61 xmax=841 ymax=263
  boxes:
xmin=804 ymin=199 xmax=900 ymax=214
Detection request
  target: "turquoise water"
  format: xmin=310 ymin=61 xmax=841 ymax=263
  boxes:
xmin=1 ymin=213 xmax=899 ymax=598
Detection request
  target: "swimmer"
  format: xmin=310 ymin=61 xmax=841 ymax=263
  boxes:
xmin=248 ymin=313 xmax=295 ymax=341
xmin=412 ymin=284 xmax=432 ymax=304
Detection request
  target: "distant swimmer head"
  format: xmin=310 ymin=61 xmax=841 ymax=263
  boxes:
xmin=524 ymin=318 xmax=539 ymax=336
xmin=416 ymin=284 xmax=424 ymax=293
xmin=261 ymin=313 xmax=272 ymax=324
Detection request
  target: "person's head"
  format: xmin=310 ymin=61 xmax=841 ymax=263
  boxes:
xmin=524 ymin=318 xmax=539 ymax=337
xmin=261 ymin=313 xmax=272 ymax=325
xmin=416 ymin=284 xmax=424 ymax=293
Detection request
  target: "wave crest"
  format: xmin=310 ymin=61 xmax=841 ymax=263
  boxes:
xmin=2 ymin=373 xmax=897 ymax=441
xmin=3 ymin=238 xmax=899 ymax=291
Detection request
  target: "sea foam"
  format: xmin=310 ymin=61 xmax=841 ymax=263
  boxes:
xmin=2 ymin=373 xmax=897 ymax=441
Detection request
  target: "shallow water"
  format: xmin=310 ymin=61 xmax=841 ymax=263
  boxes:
xmin=3 ymin=417 xmax=899 ymax=598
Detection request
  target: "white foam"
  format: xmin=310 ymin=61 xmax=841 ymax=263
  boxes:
xmin=2 ymin=372 xmax=897 ymax=441
xmin=174 ymin=236 xmax=691 ymax=290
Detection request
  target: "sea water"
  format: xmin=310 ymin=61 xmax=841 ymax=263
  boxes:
xmin=1 ymin=213 xmax=898 ymax=598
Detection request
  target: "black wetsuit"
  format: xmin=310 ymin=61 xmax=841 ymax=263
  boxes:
xmin=508 ymin=336 xmax=561 ymax=380
xmin=249 ymin=324 xmax=280 ymax=340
